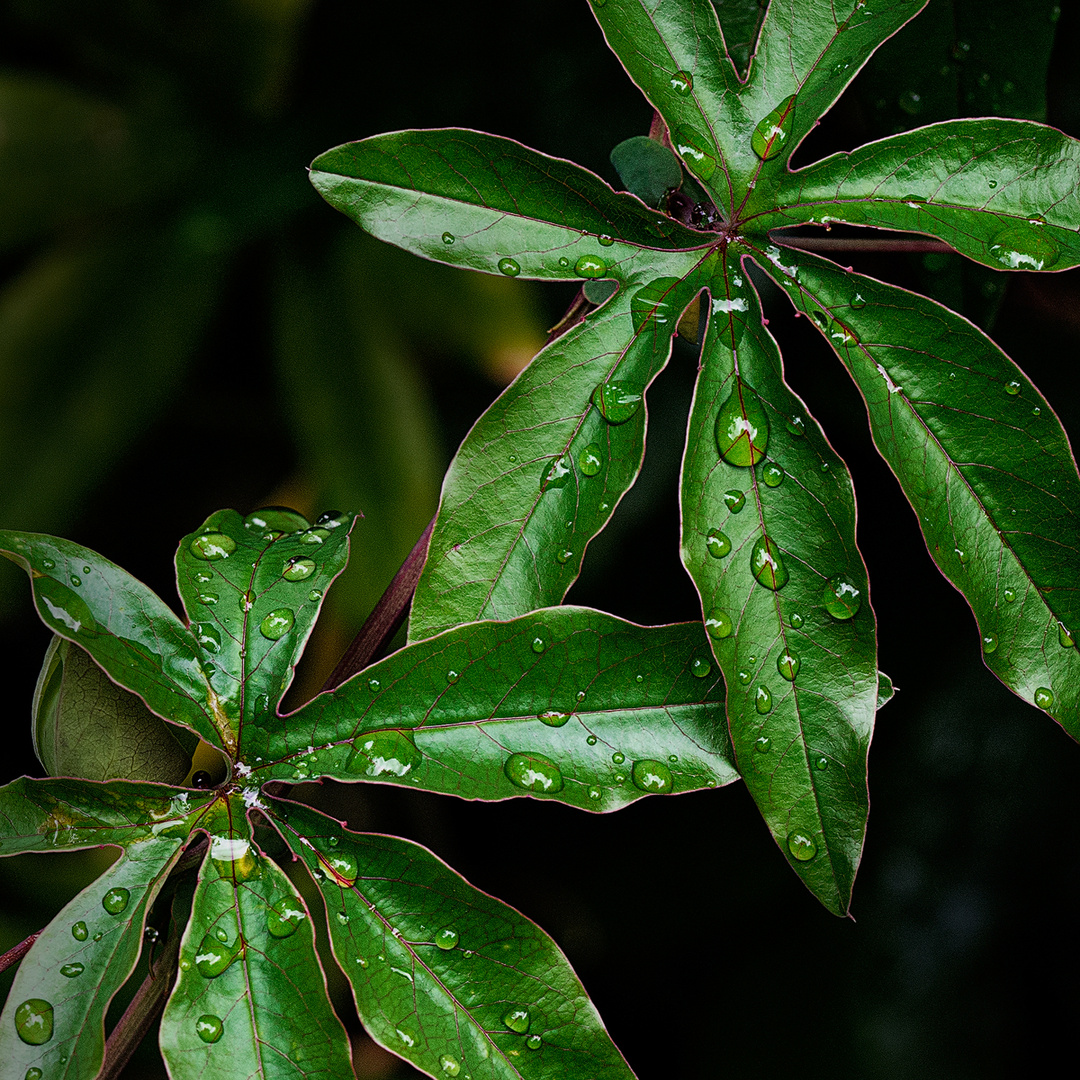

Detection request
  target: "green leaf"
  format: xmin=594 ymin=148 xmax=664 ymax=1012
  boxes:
xmin=174 ymin=508 xmax=355 ymax=753
xmin=766 ymin=245 xmax=1080 ymax=732
xmin=759 ymin=119 xmax=1080 ymax=271
xmin=710 ymin=0 xmax=768 ymax=77
xmin=160 ymin=813 xmax=352 ymax=1079
xmin=679 ymin=255 xmax=877 ymax=914
xmin=310 ymin=129 xmax=703 ymax=280
xmin=0 ymin=778 xmax=185 ymax=1079
xmin=278 ymin=802 xmax=637 ymax=1080
xmin=609 ymin=136 xmax=685 ymax=207
xmin=250 ymin=607 xmax=737 ymax=809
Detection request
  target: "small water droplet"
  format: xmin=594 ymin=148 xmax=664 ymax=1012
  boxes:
xmin=197 ymin=592 xmax=218 ymax=605
xmin=588 ymin=785 xmax=602 ymax=800
xmin=586 ymin=735 xmax=598 ymax=745
xmin=538 ymin=710 xmax=570 ymax=727
xmin=575 ymin=254 xmax=607 ymax=278
xmin=723 ymin=490 xmax=746 ymax=513
xmin=25 ymin=1069 xmax=43 ymax=1080
xmin=504 ymin=752 xmax=564 ymax=793
xmin=432 ymin=926 xmax=459 ymax=951
xmin=822 ymin=575 xmax=861 ymax=619
xmin=611 ymin=752 xmax=625 ymax=765
xmin=631 ymin=759 xmax=674 ymax=793
xmin=526 ymin=1035 xmax=543 ymax=1051
xmin=751 ymin=94 xmax=796 ymax=160
xmin=442 ymin=232 xmax=455 ymax=245
xmin=631 ymin=277 xmax=683 ymax=333
xmin=14 ymin=999 xmax=53 ymax=1045
xmin=755 ymin=735 xmax=771 ymax=753
xmin=556 ymin=547 xmax=575 ymax=565
xmin=598 ymin=234 xmax=615 ymax=247
xmin=301 ymin=527 xmax=331 ymax=544
xmin=1035 ymin=687 xmax=1054 ymax=710
xmin=368 ymin=678 xmax=381 ymax=692
xmin=282 ymin=556 xmax=316 ymax=581
xmin=691 ymin=656 xmax=712 ymax=678
xmin=260 ymin=608 xmax=295 ymax=640
xmin=1002 ymin=587 xmax=1016 ymax=603
xmin=439 ymin=1053 xmax=462 ymax=1076
xmin=789 ymin=612 xmax=804 ymax=628
xmin=716 ymin=385 xmax=769 ymax=466
xmin=981 ymin=631 xmax=999 ymax=655
xmin=41 ymin=558 xmax=55 ymax=571
xmin=60 ymin=962 xmax=84 ymax=978
xmin=988 ymin=227 xmax=1059 ymax=270
xmin=673 ymin=124 xmax=716 ymax=179
xmin=592 ymin=381 xmax=643 ymax=424
xmin=190 ymin=533 xmax=236 ymax=561
xmin=71 ymin=921 xmax=88 ymax=940
xmin=785 ymin=415 xmax=806 ymax=437
xmin=445 ymin=669 xmax=461 ymax=685
xmin=335 ymin=910 xmax=350 ymax=925
xmin=347 ymin=729 xmax=421 ymax=777
xmin=850 ymin=292 xmax=867 ymax=310
xmin=815 ymin=755 xmax=828 ymax=771
xmin=738 ymin=669 xmax=752 ymax=685
xmin=195 ymin=1014 xmax=224 ymax=1043
xmin=670 ymin=69 xmax=694 ymax=95
xmin=267 ymin=896 xmax=307 ymax=938
xmin=761 ymin=462 xmax=785 ymax=487
xmin=705 ymin=528 xmax=732 ymax=558
xmin=754 ymin=686 xmax=773 ymax=714
xmin=102 ymin=887 xmax=130 ymax=915
xmin=308 ymin=589 xmax=323 ymax=602
xmin=705 ymin=610 xmax=733 ymax=639
xmin=787 ymin=831 xmax=817 ymax=861
xmin=498 ymin=257 xmax=521 ymax=276
xmin=1032 ymin=407 xmax=1041 ymax=416
xmin=1059 ymin=623 xmax=1075 ymax=648
xmin=955 ymin=547 xmax=969 ymax=565
xmin=1005 ymin=380 xmax=1022 ymax=396
xmin=777 ymin=651 xmax=800 ymax=680
xmin=92 ymin=933 xmax=102 ymax=942
xmin=576 ymin=689 xmax=587 ymax=701
xmin=503 ymin=1005 xmax=531 ymax=1034
xmin=750 ymin=535 xmax=789 ymax=590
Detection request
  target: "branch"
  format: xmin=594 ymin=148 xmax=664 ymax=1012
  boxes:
xmin=0 ymin=932 xmax=39 ymax=975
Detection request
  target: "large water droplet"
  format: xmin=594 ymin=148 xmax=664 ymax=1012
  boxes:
xmin=716 ymin=385 xmax=769 ymax=466
xmin=723 ymin=490 xmax=746 ymax=513
xmin=829 ymin=320 xmax=860 ymax=347
xmin=102 ymin=887 xmax=130 ymax=915
xmin=787 ymin=831 xmax=817 ymax=862
xmin=751 ymin=94 xmax=796 ymax=161
xmin=631 ymin=278 xmax=682 ymax=333
xmin=823 ymin=575 xmax=861 ymax=619
xmin=631 ymin=759 xmax=674 ymax=793
xmin=1003 ymin=587 xmax=1017 ymax=603
xmin=705 ymin=528 xmax=731 ymax=558
xmin=705 ymin=611 xmax=733 ymax=639
xmin=435 ymin=927 xmax=459 ymax=950
xmin=347 ymin=730 xmax=421 ymax=778
xmin=670 ymin=69 xmax=694 ymax=95
xmin=755 ymin=735 xmax=771 ymax=754
xmin=25 ymin=1069 xmax=43 ymax=1080
xmin=538 ymin=710 xmax=570 ymax=727
xmin=498 ymin=257 xmax=521 ymax=277
xmin=754 ymin=686 xmax=773 ymax=714
xmin=282 ymin=556 xmax=316 ymax=582
xmin=1005 ymin=380 xmax=1022 ymax=396
xmin=195 ymin=1014 xmax=224 ymax=1043
xmin=190 ymin=533 xmax=236 ymax=561
xmin=578 ymin=444 xmax=602 ymax=476
xmin=575 ymin=254 xmax=607 ymax=278
xmin=71 ymin=921 xmax=88 ymax=941
xmin=761 ymin=462 xmax=785 ymax=488
xmin=14 ymin=999 xmax=53 ymax=1045
xmin=1035 ymin=687 xmax=1054 ymax=710
xmin=504 ymin=752 xmax=564 ymax=793
xmin=193 ymin=622 xmax=222 ymax=655
xmin=260 ymin=608 xmax=295 ymax=640
xmin=673 ymin=125 xmax=716 ymax=179
xmin=196 ymin=930 xmax=239 ymax=977
xmin=541 ymin=455 xmax=573 ymax=491
xmin=592 ymin=382 xmax=643 ymax=424
xmin=987 ymin=227 xmax=1059 ymax=270
xmin=267 ymin=896 xmax=307 ymax=938
xmin=750 ymin=536 xmax=789 ymax=590
xmin=439 ymin=1054 xmax=462 ymax=1076
xmin=789 ymin=612 xmax=804 ymax=628
xmin=60 ymin=963 xmax=84 ymax=978
xmin=503 ymin=1005 xmax=530 ymax=1034
xmin=777 ymin=651 xmax=800 ymax=680
xmin=35 ymin=576 xmax=96 ymax=635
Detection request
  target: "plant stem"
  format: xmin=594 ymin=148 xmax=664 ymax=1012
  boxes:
xmin=319 ymin=515 xmax=436 ymax=693
xmin=0 ymin=932 xmax=39 ymax=975
xmin=776 ymin=235 xmax=953 ymax=253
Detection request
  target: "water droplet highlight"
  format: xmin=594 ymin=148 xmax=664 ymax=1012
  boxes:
xmin=526 ymin=1035 xmax=543 ymax=1051
xmin=750 ymin=536 xmax=789 ymax=590
xmin=435 ymin=927 xmax=459 ymax=950
xmin=691 ymin=656 xmax=712 ymax=678
xmin=716 ymin=385 xmax=769 ymax=466
xmin=575 ymin=254 xmax=607 ymax=278
xmin=786 ymin=415 xmax=806 ymax=437
xmin=446 ymin=669 xmax=460 ymax=684
xmin=777 ymin=651 xmax=800 ymax=680
xmin=787 ymin=831 xmax=817 ymax=862
xmin=988 ymin=227 xmax=1059 ymax=270
xmin=538 ymin=710 xmax=570 ymax=727
xmin=754 ymin=686 xmax=772 ymax=714
xmin=347 ymin=730 xmax=421 ymax=778
xmin=14 ymin=999 xmax=53 ymax=1045
xmin=1003 ymin=587 xmax=1016 ymax=603
xmin=503 ymin=1005 xmax=530 ymax=1034
xmin=1035 ymin=687 xmax=1054 ymax=710
xmin=541 ymin=455 xmax=573 ymax=491
xmin=723 ymin=490 xmax=745 ymax=513
xmin=673 ymin=125 xmax=716 ymax=179
xmin=190 ymin=533 xmax=236 ymax=561
xmin=60 ymin=963 xmax=84 ymax=978
xmin=556 ymin=548 xmax=573 ymax=564
xmin=267 ymin=896 xmax=307 ymax=938
xmin=71 ymin=921 xmax=88 ymax=941
xmin=103 ymin=887 xmax=130 ymax=915
xmin=282 ymin=556 xmax=316 ymax=581
xmin=592 ymin=381 xmax=643 ymax=424
xmin=751 ymin=94 xmax=796 ymax=161
xmin=631 ymin=277 xmax=682 ymax=333
xmin=442 ymin=232 xmax=455 ymax=245
xmin=260 ymin=608 xmax=295 ymax=640
xmin=195 ymin=1014 xmax=224 ymax=1043
xmin=705 ymin=611 xmax=733 ymax=639
xmin=670 ymin=70 xmax=693 ymax=95
xmin=755 ymin=735 xmax=771 ymax=753
xmin=504 ymin=752 xmax=564 ymax=793
xmin=578 ymin=444 xmax=602 ymax=476
xmin=1059 ymin=623 xmax=1075 ymax=648
xmin=1005 ymin=380 xmax=1022 ymax=395
xmin=981 ymin=631 xmax=998 ymax=655
xmin=631 ymin=759 xmax=674 ymax=793
xmin=761 ymin=462 xmax=785 ymax=487
xmin=789 ymin=612 xmax=804 ymax=628
xmin=823 ymin=575 xmax=861 ymax=619
xmin=498 ymin=257 xmax=520 ymax=277
xmin=439 ymin=1054 xmax=462 ymax=1076
xmin=706 ymin=528 xmax=731 ymax=558
xmin=196 ymin=930 xmax=239 ymax=977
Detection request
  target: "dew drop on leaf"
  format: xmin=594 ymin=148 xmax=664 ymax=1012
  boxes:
xmin=822 ymin=575 xmax=861 ymax=618
xmin=670 ymin=69 xmax=693 ymax=95
xmin=190 ymin=533 xmax=236 ymax=561
xmin=672 ymin=124 xmax=716 ymax=179
xmin=586 ymin=735 xmax=598 ymax=745
xmin=690 ymin=656 xmax=712 ymax=678
xmin=598 ymin=234 xmax=615 ymax=246
xmin=750 ymin=536 xmax=789 ymax=590
xmin=1005 ymin=380 xmax=1021 ymax=396
xmin=850 ymin=292 xmax=867 ymax=310
xmin=987 ymin=228 xmax=1059 ymax=270
xmin=102 ymin=887 xmax=130 ymax=915
xmin=706 ymin=528 xmax=731 ymax=558
xmin=789 ymin=612 xmax=804 ymax=628
xmin=1035 ymin=687 xmax=1054 ymax=710
xmin=282 ymin=556 xmax=316 ymax=581
xmin=504 ymin=752 xmax=564 ymax=793
xmin=446 ymin=669 xmax=461 ymax=684
xmin=785 ymin=415 xmax=806 ymax=437
xmin=71 ymin=921 xmax=88 ymax=941
xmin=816 ymin=756 xmax=829 ymax=771
xmin=611 ymin=752 xmax=625 ymax=765
xmin=68 ymin=575 xmax=81 ymax=587
xmin=60 ymin=963 xmax=84 ymax=978
xmin=503 ymin=1005 xmax=530 ymax=1034
xmin=35 ymin=576 xmax=97 ymax=635
xmin=195 ymin=932 xmax=237 ymax=978
xmin=14 ymin=999 xmax=53 ymax=1045
xmin=982 ymin=632 xmax=998 ymax=655
xmin=195 ymin=1015 xmax=224 ymax=1044
xmin=761 ymin=462 xmax=785 ymax=487
xmin=1003 ymin=587 xmax=1016 ymax=603
xmin=738 ymin=669 xmax=752 ymax=685
xmin=308 ymin=589 xmax=322 ymax=602
xmin=260 ymin=608 xmax=295 ymax=640
xmin=435 ymin=927 xmax=459 ymax=950
xmin=497 ymin=257 xmax=520 ymax=277
xmin=631 ymin=759 xmax=674 ymax=793
xmin=787 ymin=831 xmax=818 ymax=862
xmin=556 ymin=548 xmax=573 ymax=564
xmin=25 ymin=1069 xmax=43 ymax=1080
xmin=588 ymin=785 xmax=602 ymax=800
xmin=723 ymin=489 xmax=746 ymax=513
xmin=526 ymin=1035 xmax=543 ymax=1050
xmin=541 ymin=455 xmax=573 ymax=491
xmin=755 ymin=736 xmax=771 ymax=753
xmin=751 ymin=94 xmax=796 ymax=160
xmin=538 ymin=710 xmax=570 ymax=727
xmin=531 ymin=631 xmax=548 ymax=653
xmin=631 ymin=277 xmax=682 ymax=333
xmin=442 ymin=232 xmax=455 ymax=245
xmin=705 ymin=611 xmax=733 ymax=639
xmin=267 ymin=897 xmax=307 ymax=938
xmin=578 ymin=444 xmax=602 ymax=476
xmin=777 ymin=651 xmax=800 ymax=680
xmin=1059 ymin=623 xmax=1075 ymax=648
xmin=592 ymin=381 xmax=643 ymax=424
xmin=574 ymin=254 xmax=607 ymax=278
xmin=754 ymin=686 xmax=773 ymax=714
xmin=439 ymin=1054 xmax=462 ymax=1076
xmin=716 ymin=385 xmax=769 ymax=466
xmin=197 ymin=592 xmax=218 ymax=605
xmin=347 ymin=730 xmax=421 ymax=778
xmin=955 ymin=547 xmax=969 ymax=565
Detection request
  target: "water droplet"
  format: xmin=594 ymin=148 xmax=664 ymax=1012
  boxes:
xmin=810 ymin=310 xmax=829 ymax=330
xmin=576 ymin=442 xmax=604 ymax=477
xmin=787 ymin=831 xmax=817 ymax=862
xmin=541 ymin=455 xmax=573 ymax=491
xmin=705 ymin=611 xmax=733 ymax=639
xmin=193 ymin=622 xmax=222 ymax=655
xmin=691 ymin=656 xmax=712 ymax=678
xmin=576 ymin=690 xmax=587 ymax=702
xmin=586 ymin=735 xmax=598 ymax=745
xmin=822 ymin=575 xmax=861 ymax=619
xmin=1035 ymin=687 xmax=1054 ymax=710
xmin=368 ymin=677 xmax=381 ymax=692
xmin=751 ymin=94 xmax=796 ymax=160
xmin=440 ymin=1054 xmax=462 ymax=1076
xmin=1003 ymin=587 xmax=1016 ymax=603
xmin=336 ymin=911 xmax=349 ymax=925
xmin=631 ymin=277 xmax=682 ymax=333
xmin=14 ymin=1000 xmax=53 ymax=1045
xmin=190 ymin=533 xmax=236 ymax=561
xmin=504 ymin=752 xmax=564 ymax=793
xmin=670 ymin=69 xmax=694 ymax=95
xmin=556 ymin=548 xmax=575 ymax=565
xmin=716 ymin=385 xmax=769 ymax=466
xmin=282 ymin=556 xmax=316 ymax=581
xmin=987 ymin=228 xmax=1059 ymax=270
xmin=68 ymin=574 xmax=82 ymax=587
xmin=558 ymin=257 xmax=570 ymax=268
xmin=60 ymin=962 xmax=84 ymax=978
xmin=611 ymin=752 xmax=625 ymax=765
xmin=789 ymin=612 xmax=804 ymax=628
xmin=1005 ymin=380 xmax=1021 ymax=396
xmin=446 ymin=669 xmax=461 ymax=684
xmin=1032 ymin=407 xmax=1041 ymax=416
xmin=575 ymin=254 xmax=607 ymax=278
xmin=260 ymin=608 xmax=295 ymax=640
xmin=531 ymin=631 xmax=548 ymax=654
xmin=706 ymin=528 xmax=732 ymax=558
xmin=93 ymin=933 xmax=102 ymax=942
xmin=598 ymin=234 xmax=615 ymax=247
xmin=592 ymin=381 xmax=643 ymax=424
xmin=25 ymin=1069 xmax=43 ymax=1080
xmin=815 ymin=756 xmax=828 ymax=771
xmin=754 ymin=686 xmax=773 ymax=714
xmin=750 ymin=536 xmax=789 ymax=590
xmin=301 ymin=527 xmax=330 ymax=544
xmin=761 ymin=462 xmax=785 ymax=488
xmin=308 ymin=589 xmax=323 ymax=602
xmin=195 ymin=1014 xmax=224 ymax=1043
xmin=785 ymin=415 xmax=806 ymax=437
xmin=588 ymin=785 xmax=602 ymax=800
xmin=267 ymin=896 xmax=307 ymax=938
xmin=982 ymin=631 xmax=999 ymax=654
xmin=395 ymin=1025 xmax=417 ymax=1048
xmin=631 ymin=759 xmax=674 ymax=793
xmin=723 ymin=490 xmax=746 ymax=513
xmin=738 ymin=669 xmax=752 ymax=685
xmin=1059 ymin=623 xmax=1075 ymax=648
xmin=755 ymin=735 xmax=771 ymax=754
xmin=777 ymin=651 xmax=800 ymax=680
xmin=498 ymin=257 xmax=521 ymax=277
xmin=442 ymin=232 xmax=455 ymax=245
xmin=673 ymin=124 xmax=716 ymax=179
xmin=103 ymin=887 xmax=130 ymax=915
xmin=955 ymin=547 xmax=969 ymax=565
xmin=504 ymin=1005 xmax=530 ymax=1034
xmin=197 ymin=592 xmax=218 ymax=606
xmin=526 ymin=1035 xmax=543 ymax=1051
xmin=196 ymin=930 xmax=238 ymax=977
xmin=71 ymin=921 xmax=88 ymax=940
xmin=830 ymin=320 xmax=860 ymax=347
xmin=538 ymin=710 xmax=570 ymax=727
xmin=434 ymin=926 xmax=459 ymax=950
xmin=35 ymin=576 xmax=97 ymax=635
xmin=347 ymin=730 xmax=421 ymax=778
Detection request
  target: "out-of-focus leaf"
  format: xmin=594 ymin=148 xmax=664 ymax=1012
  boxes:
xmin=609 ymin=136 xmax=684 ymax=206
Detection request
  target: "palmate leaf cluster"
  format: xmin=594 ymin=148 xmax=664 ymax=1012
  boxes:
xmin=1 ymin=1 xmax=1079 ymax=1078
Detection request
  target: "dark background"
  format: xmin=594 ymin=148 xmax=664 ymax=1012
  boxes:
xmin=1 ymin=1 xmax=1079 ymax=1076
